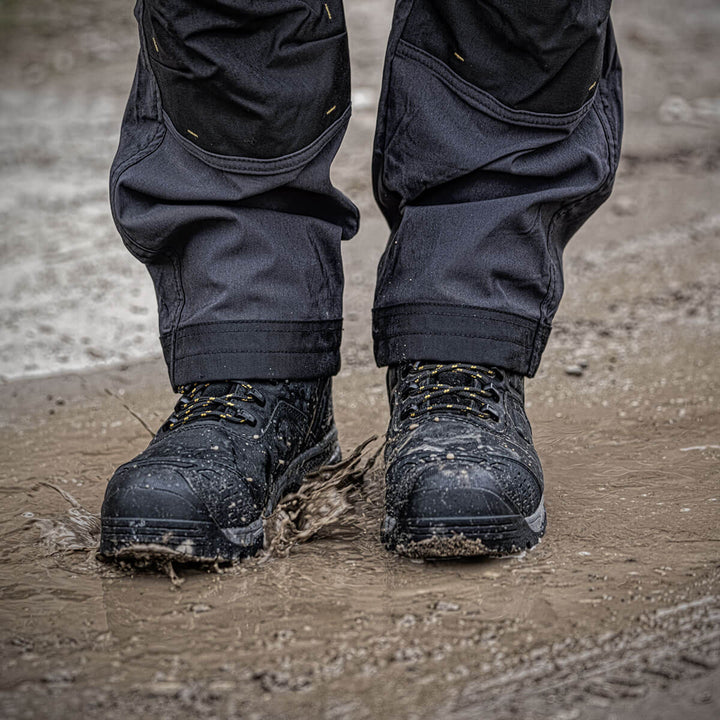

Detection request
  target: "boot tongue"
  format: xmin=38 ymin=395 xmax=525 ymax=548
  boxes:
xmin=192 ymin=381 xmax=236 ymax=398
xmin=435 ymin=370 xmax=467 ymax=387
xmin=210 ymin=381 xmax=236 ymax=395
xmin=430 ymin=366 xmax=483 ymax=388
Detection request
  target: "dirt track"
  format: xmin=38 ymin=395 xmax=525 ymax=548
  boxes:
xmin=1 ymin=1 xmax=719 ymax=718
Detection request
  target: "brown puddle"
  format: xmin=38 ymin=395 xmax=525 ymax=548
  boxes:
xmin=1 ymin=364 xmax=718 ymax=719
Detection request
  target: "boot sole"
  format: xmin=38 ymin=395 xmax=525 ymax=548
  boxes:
xmin=382 ymin=496 xmax=546 ymax=559
xmin=99 ymin=429 xmax=341 ymax=564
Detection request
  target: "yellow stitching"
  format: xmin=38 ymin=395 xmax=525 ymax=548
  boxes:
xmin=324 ymin=3 xmax=332 ymax=20
xmin=187 ymin=129 xmax=199 ymax=139
xmin=588 ymin=80 xmax=598 ymax=91
xmin=325 ymin=105 xmax=337 ymax=115
xmin=152 ymin=37 xmax=159 ymax=53
xmin=453 ymin=52 xmax=465 ymax=62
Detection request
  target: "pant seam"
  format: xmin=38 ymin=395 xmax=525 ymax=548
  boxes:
xmin=175 ymin=327 xmax=342 ymax=338
xmin=373 ymin=305 xmax=536 ymax=332
xmin=169 ymin=318 xmax=342 ymax=337
xmin=377 ymin=330 xmax=530 ymax=349
xmin=176 ymin=320 xmax=342 ymax=330
xmin=374 ymin=307 xmax=543 ymax=347
xmin=174 ymin=348 xmax=337 ymax=360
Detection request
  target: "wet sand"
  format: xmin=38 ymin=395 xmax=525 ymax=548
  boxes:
xmin=1 ymin=1 xmax=719 ymax=718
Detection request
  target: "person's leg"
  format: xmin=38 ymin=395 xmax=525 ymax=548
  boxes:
xmin=373 ymin=0 xmax=621 ymax=370
xmin=111 ymin=0 xmax=357 ymax=386
xmin=101 ymin=0 xmax=356 ymax=562
xmin=373 ymin=0 xmax=622 ymax=556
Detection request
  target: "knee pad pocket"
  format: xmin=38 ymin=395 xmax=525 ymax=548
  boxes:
xmin=401 ymin=0 xmax=611 ymax=114
xmin=141 ymin=0 xmax=351 ymax=158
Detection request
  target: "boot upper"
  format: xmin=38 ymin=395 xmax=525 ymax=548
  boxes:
xmin=384 ymin=363 xmax=543 ymax=521
xmin=101 ymin=378 xmax=335 ymax=530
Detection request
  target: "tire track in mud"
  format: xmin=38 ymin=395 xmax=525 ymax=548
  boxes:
xmin=447 ymin=594 xmax=720 ymax=719
xmin=8 ymin=587 xmax=712 ymax=720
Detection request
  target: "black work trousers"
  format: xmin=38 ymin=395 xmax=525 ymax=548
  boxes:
xmin=110 ymin=1 xmax=622 ymax=387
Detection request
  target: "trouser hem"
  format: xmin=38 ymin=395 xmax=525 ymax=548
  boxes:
xmin=372 ymin=304 xmax=551 ymax=377
xmin=161 ymin=319 xmax=342 ymax=388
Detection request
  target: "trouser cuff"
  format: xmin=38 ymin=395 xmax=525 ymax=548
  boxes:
xmin=372 ymin=304 xmax=551 ymax=377
xmin=161 ymin=320 xmax=342 ymax=388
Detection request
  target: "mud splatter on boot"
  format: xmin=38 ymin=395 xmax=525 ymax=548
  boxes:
xmin=100 ymin=378 xmax=339 ymax=563
xmin=382 ymin=362 xmax=546 ymax=558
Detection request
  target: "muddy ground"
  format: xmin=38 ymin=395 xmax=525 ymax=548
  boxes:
xmin=1 ymin=1 xmax=719 ymax=718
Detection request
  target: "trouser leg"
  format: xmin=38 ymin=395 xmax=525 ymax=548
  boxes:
xmin=110 ymin=1 xmax=358 ymax=387
xmin=372 ymin=0 xmax=623 ymax=376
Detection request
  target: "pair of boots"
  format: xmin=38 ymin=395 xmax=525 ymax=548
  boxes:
xmin=100 ymin=362 xmax=545 ymax=561
xmin=100 ymin=361 xmax=545 ymax=561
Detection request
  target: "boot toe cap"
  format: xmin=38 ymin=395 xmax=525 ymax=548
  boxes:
xmin=101 ymin=464 xmax=211 ymax=523
xmin=393 ymin=456 xmax=542 ymax=520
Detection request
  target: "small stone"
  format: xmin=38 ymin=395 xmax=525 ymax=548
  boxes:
xmin=397 ymin=614 xmax=417 ymax=627
xmin=446 ymin=452 xmax=455 ymax=460
xmin=435 ymin=601 xmax=460 ymax=612
xmin=147 ymin=681 xmax=184 ymax=697
xmin=42 ymin=669 xmax=75 ymax=684
xmin=565 ymin=364 xmax=584 ymax=376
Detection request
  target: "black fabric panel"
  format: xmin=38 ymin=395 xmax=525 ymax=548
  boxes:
xmin=141 ymin=0 xmax=351 ymax=158
xmin=402 ymin=0 xmax=611 ymax=113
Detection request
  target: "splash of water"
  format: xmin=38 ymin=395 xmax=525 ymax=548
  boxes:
xmin=263 ymin=435 xmax=382 ymax=559
xmin=34 ymin=481 xmax=101 ymax=552
xmin=32 ymin=436 xmax=383 ymax=569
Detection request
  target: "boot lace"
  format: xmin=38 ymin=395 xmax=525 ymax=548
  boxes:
xmin=164 ymin=381 xmax=266 ymax=430
xmin=397 ymin=363 xmax=503 ymax=423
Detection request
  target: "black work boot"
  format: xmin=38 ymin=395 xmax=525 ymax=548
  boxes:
xmin=100 ymin=378 xmax=339 ymax=563
xmin=381 ymin=362 xmax=546 ymax=558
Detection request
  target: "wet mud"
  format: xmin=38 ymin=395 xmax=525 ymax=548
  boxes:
xmin=1 ymin=0 xmax=720 ymax=718
xmin=1 ymin=356 xmax=719 ymax=719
